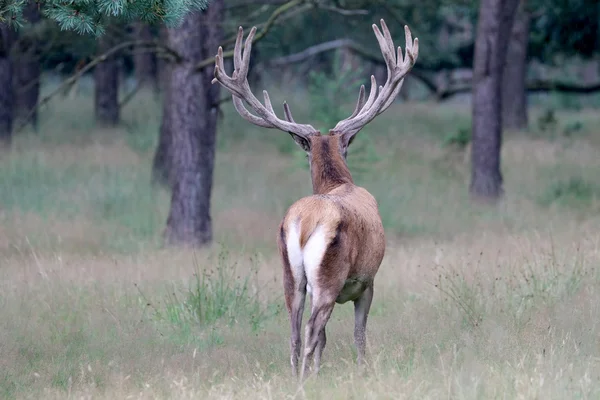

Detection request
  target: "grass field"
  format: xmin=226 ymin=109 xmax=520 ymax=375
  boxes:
xmin=1 ymin=78 xmax=600 ymax=399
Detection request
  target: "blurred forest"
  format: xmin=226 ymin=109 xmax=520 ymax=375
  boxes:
xmin=0 ymin=0 xmax=599 ymax=246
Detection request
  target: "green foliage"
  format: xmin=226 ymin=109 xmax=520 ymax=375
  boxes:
xmin=536 ymin=108 xmax=559 ymax=134
xmin=0 ymin=0 xmax=211 ymax=35
xmin=155 ymin=250 xmax=280 ymax=332
xmin=442 ymin=125 xmax=471 ymax=149
xmin=539 ymin=177 xmax=600 ymax=209
xmin=529 ymin=0 xmax=599 ymax=60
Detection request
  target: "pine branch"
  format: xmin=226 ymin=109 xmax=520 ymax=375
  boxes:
xmin=1 ymin=0 xmax=212 ymax=35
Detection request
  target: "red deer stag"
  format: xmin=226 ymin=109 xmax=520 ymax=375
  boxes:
xmin=212 ymin=19 xmax=418 ymax=380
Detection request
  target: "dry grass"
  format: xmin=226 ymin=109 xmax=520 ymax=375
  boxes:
xmin=1 ymin=82 xmax=600 ymax=399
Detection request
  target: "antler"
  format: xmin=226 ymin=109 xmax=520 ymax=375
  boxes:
xmin=332 ymin=20 xmax=419 ymax=137
xmin=212 ymin=26 xmax=317 ymax=138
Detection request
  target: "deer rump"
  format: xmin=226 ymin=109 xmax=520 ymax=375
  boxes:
xmin=279 ymin=186 xmax=385 ymax=305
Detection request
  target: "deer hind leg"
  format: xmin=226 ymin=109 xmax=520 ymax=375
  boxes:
xmin=300 ymin=294 xmax=335 ymax=381
xmin=279 ymin=226 xmax=307 ymax=378
xmin=313 ymin=327 xmax=326 ymax=374
xmin=354 ymin=283 xmax=374 ymax=368
xmin=288 ymin=276 xmax=307 ymax=377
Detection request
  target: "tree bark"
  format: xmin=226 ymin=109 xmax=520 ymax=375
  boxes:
xmin=151 ymin=82 xmax=173 ymax=187
xmin=502 ymin=1 xmax=530 ymax=130
xmin=0 ymin=24 xmax=13 ymax=148
xmin=470 ymin=0 xmax=520 ymax=202
xmin=162 ymin=0 xmax=223 ymax=247
xmin=14 ymin=2 xmax=42 ymax=131
xmin=152 ymin=26 xmax=174 ymax=187
xmin=133 ymin=22 xmax=157 ymax=89
xmin=94 ymin=31 xmax=120 ymax=127
xmin=157 ymin=25 xmax=170 ymax=94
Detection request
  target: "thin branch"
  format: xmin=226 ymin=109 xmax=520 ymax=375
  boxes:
xmin=420 ymin=77 xmax=600 ymax=100
xmin=267 ymin=38 xmax=382 ymax=66
xmin=263 ymin=37 xmax=600 ymax=101
xmin=526 ymin=80 xmax=600 ymax=94
xmin=317 ymin=4 xmax=368 ymax=15
xmin=15 ymin=40 xmax=178 ymax=133
xmin=119 ymin=81 xmax=144 ymax=109
xmin=268 ymin=39 xmax=356 ymax=65
xmin=193 ymin=0 xmax=306 ymax=72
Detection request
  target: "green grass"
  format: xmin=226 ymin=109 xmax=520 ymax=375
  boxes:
xmin=0 ymin=76 xmax=600 ymax=398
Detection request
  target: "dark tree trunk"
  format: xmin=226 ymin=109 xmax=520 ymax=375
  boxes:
xmin=94 ymin=31 xmax=120 ymax=126
xmin=157 ymin=25 xmax=170 ymax=94
xmin=152 ymin=25 xmax=173 ymax=187
xmin=0 ymin=24 xmax=13 ymax=148
xmin=162 ymin=0 xmax=223 ymax=247
xmin=151 ymin=81 xmax=173 ymax=187
xmin=14 ymin=2 xmax=41 ymax=131
xmin=502 ymin=1 xmax=530 ymax=130
xmin=133 ymin=22 xmax=157 ymax=89
xmin=470 ymin=0 xmax=520 ymax=201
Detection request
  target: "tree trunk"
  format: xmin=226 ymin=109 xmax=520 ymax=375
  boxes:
xmin=502 ymin=1 xmax=530 ymax=130
xmin=157 ymin=25 xmax=170 ymax=94
xmin=133 ymin=22 xmax=157 ymax=90
xmin=162 ymin=0 xmax=223 ymax=247
xmin=14 ymin=2 xmax=41 ymax=131
xmin=152 ymin=25 xmax=173 ymax=187
xmin=0 ymin=24 xmax=13 ymax=148
xmin=470 ymin=0 xmax=520 ymax=201
xmin=94 ymin=31 xmax=120 ymax=127
xmin=151 ymin=82 xmax=173 ymax=187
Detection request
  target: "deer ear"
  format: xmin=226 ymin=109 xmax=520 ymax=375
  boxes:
xmin=341 ymin=132 xmax=358 ymax=149
xmin=288 ymin=132 xmax=311 ymax=152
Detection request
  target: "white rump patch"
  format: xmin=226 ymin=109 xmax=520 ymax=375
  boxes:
xmin=286 ymin=220 xmax=304 ymax=288
xmin=285 ymin=222 xmax=329 ymax=296
xmin=303 ymin=224 xmax=328 ymax=295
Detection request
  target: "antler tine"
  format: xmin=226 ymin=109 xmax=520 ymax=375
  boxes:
xmin=373 ymin=22 xmax=396 ymax=75
xmin=263 ymin=90 xmax=280 ymax=116
xmin=332 ymin=20 xmax=418 ymax=136
xmin=378 ymin=19 xmax=397 ymax=69
xmin=212 ymin=26 xmax=317 ymax=138
xmin=233 ymin=26 xmax=244 ymax=73
xmin=283 ymin=102 xmax=295 ymax=123
xmin=239 ymin=26 xmax=256 ymax=78
xmin=348 ymin=85 xmax=366 ymax=119
xmin=232 ymin=96 xmax=273 ymax=128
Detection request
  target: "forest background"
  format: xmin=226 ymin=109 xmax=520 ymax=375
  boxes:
xmin=0 ymin=0 xmax=599 ymax=398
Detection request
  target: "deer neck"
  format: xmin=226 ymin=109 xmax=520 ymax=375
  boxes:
xmin=310 ymin=138 xmax=354 ymax=195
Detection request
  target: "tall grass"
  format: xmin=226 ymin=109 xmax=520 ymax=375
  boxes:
xmin=0 ymin=75 xmax=599 ymax=398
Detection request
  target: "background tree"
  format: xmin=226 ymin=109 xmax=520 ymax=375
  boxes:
xmin=133 ymin=22 xmax=158 ymax=89
xmin=13 ymin=2 xmax=42 ymax=131
xmin=0 ymin=23 xmax=13 ymax=147
xmin=502 ymin=0 xmax=530 ymax=130
xmin=94 ymin=26 xmax=120 ymax=126
xmin=469 ymin=0 xmax=520 ymax=201
xmin=163 ymin=0 xmax=223 ymax=246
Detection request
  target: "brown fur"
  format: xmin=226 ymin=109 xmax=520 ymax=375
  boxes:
xmin=278 ymin=133 xmax=386 ymax=380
